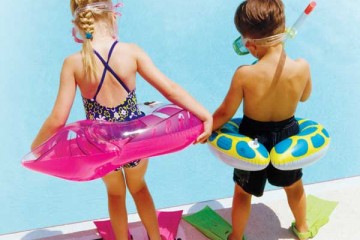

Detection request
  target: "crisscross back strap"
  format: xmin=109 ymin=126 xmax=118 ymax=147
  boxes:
xmin=92 ymin=41 xmax=130 ymax=100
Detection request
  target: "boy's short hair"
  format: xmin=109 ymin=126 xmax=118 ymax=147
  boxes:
xmin=234 ymin=0 xmax=285 ymax=39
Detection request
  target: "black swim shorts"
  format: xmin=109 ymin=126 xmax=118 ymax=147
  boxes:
xmin=233 ymin=115 xmax=303 ymax=197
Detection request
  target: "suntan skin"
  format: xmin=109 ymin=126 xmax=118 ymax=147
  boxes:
xmin=213 ymin=43 xmax=311 ymax=128
xmin=32 ymin=16 xmax=212 ymax=240
xmin=213 ymin=42 xmax=311 ymax=240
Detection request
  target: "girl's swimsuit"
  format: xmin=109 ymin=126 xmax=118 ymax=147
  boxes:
xmin=82 ymin=40 xmax=144 ymax=168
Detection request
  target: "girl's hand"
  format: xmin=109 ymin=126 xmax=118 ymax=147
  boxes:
xmin=195 ymin=116 xmax=213 ymax=144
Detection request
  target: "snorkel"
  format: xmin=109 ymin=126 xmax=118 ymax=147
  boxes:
xmin=233 ymin=1 xmax=317 ymax=55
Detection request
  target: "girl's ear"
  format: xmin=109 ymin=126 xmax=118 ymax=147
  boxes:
xmin=111 ymin=13 xmax=119 ymax=39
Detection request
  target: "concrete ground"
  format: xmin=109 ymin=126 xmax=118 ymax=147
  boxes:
xmin=1 ymin=175 xmax=359 ymax=240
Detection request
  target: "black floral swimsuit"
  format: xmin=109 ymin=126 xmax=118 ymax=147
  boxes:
xmin=83 ymin=41 xmax=144 ymax=168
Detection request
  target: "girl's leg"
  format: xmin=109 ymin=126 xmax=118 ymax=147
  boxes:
xmin=228 ymin=184 xmax=252 ymax=240
xmin=124 ymin=159 xmax=161 ymax=240
xmin=284 ymin=179 xmax=308 ymax=233
xmin=102 ymin=170 xmax=129 ymax=240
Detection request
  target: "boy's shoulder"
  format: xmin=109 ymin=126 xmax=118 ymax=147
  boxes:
xmin=293 ymin=57 xmax=310 ymax=69
xmin=288 ymin=57 xmax=311 ymax=76
xmin=233 ymin=63 xmax=259 ymax=81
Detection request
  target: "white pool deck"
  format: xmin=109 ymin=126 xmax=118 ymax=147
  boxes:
xmin=1 ymin=175 xmax=359 ymax=240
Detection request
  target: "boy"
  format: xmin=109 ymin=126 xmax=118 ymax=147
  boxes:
xmin=212 ymin=0 xmax=312 ymax=239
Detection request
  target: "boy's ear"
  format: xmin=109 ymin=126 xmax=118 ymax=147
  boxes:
xmin=245 ymin=42 xmax=256 ymax=52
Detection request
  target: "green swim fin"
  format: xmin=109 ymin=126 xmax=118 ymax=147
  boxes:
xmin=307 ymin=195 xmax=338 ymax=236
xmin=183 ymin=206 xmax=232 ymax=240
xmin=291 ymin=195 xmax=338 ymax=239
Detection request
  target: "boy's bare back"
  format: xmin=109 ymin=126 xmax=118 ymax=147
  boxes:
xmin=235 ymin=45 xmax=311 ymax=122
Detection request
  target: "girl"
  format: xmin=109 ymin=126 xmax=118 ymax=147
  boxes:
xmin=31 ymin=0 xmax=212 ymax=239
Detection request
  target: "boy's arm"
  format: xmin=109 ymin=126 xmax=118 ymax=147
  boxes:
xmin=212 ymin=67 xmax=245 ymax=130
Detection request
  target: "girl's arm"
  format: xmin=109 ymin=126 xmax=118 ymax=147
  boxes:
xmin=31 ymin=57 xmax=77 ymax=150
xmin=212 ymin=68 xmax=245 ymax=130
xmin=133 ymin=44 xmax=212 ymax=143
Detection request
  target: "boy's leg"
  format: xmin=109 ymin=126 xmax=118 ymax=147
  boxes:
xmin=284 ymin=179 xmax=308 ymax=233
xmin=102 ymin=170 xmax=129 ymax=240
xmin=229 ymin=184 xmax=252 ymax=240
xmin=124 ymin=159 xmax=161 ymax=240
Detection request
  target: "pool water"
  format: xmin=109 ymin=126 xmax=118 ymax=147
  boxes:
xmin=0 ymin=0 xmax=359 ymax=234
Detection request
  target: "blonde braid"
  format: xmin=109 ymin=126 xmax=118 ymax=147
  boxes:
xmin=78 ymin=9 xmax=97 ymax=80
xmin=72 ymin=0 xmax=99 ymax=80
xmin=79 ymin=10 xmax=95 ymax=39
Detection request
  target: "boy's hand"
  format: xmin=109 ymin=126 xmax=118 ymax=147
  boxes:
xmin=195 ymin=117 xmax=213 ymax=144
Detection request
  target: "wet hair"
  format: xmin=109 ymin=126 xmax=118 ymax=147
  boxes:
xmin=70 ymin=0 xmax=116 ymax=80
xmin=234 ymin=0 xmax=285 ymax=39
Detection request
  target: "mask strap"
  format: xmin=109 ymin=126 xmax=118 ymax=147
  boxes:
xmin=72 ymin=27 xmax=84 ymax=44
xmin=113 ymin=2 xmax=123 ymax=17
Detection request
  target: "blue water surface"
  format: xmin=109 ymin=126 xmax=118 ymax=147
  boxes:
xmin=0 ymin=0 xmax=359 ymax=234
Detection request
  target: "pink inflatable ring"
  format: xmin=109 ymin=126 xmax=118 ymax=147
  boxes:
xmin=22 ymin=102 xmax=203 ymax=181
